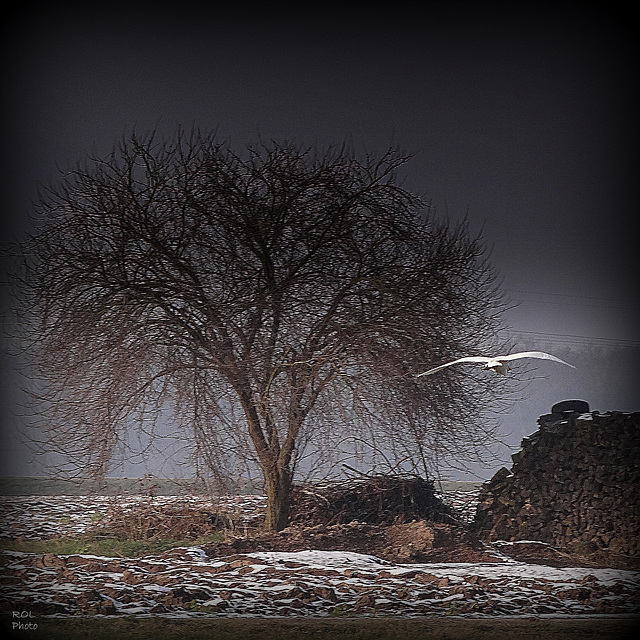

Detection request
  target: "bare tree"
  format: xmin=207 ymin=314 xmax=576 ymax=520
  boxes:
xmin=17 ymin=129 xmax=509 ymax=531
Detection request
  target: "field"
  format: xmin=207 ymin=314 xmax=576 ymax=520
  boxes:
xmin=0 ymin=476 xmax=264 ymax=497
xmin=1 ymin=479 xmax=638 ymax=639
xmin=7 ymin=615 xmax=640 ymax=640
xmin=0 ymin=476 xmax=483 ymax=497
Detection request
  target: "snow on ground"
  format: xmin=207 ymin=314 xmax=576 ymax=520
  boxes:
xmin=1 ymin=547 xmax=638 ymax=618
xmin=0 ymin=495 xmax=265 ymax=540
xmin=0 ymin=490 xmax=476 ymax=540
xmin=1 ymin=494 xmax=638 ymax=619
xmin=437 ymin=489 xmax=480 ymax=523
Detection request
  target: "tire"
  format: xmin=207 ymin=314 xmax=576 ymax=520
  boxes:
xmin=551 ymin=400 xmax=590 ymax=414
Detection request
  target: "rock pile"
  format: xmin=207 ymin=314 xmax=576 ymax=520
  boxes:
xmin=474 ymin=402 xmax=640 ymax=556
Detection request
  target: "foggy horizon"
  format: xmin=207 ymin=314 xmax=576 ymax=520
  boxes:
xmin=1 ymin=4 xmax=637 ymax=482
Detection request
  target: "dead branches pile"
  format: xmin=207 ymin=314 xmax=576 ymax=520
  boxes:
xmin=93 ymin=499 xmax=230 ymax=541
xmin=289 ymin=475 xmax=455 ymax=526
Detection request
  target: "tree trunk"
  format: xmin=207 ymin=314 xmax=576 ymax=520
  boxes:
xmin=264 ymin=466 xmax=292 ymax=532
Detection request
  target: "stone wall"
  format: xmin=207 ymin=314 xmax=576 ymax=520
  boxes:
xmin=474 ymin=402 xmax=640 ymax=556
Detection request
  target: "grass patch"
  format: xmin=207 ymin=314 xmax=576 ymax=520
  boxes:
xmin=4 ymin=616 xmax=639 ymax=640
xmin=0 ymin=531 xmax=225 ymax=558
xmin=0 ymin=498 xmax=242 ymax=557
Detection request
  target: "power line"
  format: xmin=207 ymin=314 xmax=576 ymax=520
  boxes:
xmin=504 ymin=289 xmax=640 ymax=311
xmin=506 ymin=329 xmax=640 ymax=349
xmin=505 ymin=288 xmax=639 ymax=304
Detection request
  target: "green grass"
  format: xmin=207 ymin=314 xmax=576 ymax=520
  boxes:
xmin=4 ymin=616 xmax=639 ymax=640
xmin=0 ymin=532 xmax=225 ymax=557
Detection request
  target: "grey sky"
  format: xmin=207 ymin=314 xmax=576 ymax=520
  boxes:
xmin=1 ymin=4 xmax=637 ymax=479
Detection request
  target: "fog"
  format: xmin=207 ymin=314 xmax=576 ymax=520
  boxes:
xmin=1 ymin=4 xmax=637 ymax=482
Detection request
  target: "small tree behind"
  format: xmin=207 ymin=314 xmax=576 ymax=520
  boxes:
xmin=18 ymin=130 xmax=508 ymax=531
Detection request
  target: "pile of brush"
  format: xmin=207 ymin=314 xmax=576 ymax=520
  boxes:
xmin=94 ymin=499 xmax=237 ymax=540
xmin=289 ymin=474 xmax=455 ymax=526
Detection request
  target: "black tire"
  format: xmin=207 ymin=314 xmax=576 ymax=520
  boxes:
xmin=551 ymin=399 xmax=590 ymax=414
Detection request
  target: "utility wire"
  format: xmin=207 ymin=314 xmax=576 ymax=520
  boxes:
xmin=505 ymin=289 xmax=640 ymax=311
xmin=505 ymin=288 xmax=638 ymax=303
xmin=506 ymin=329 xmax=640 ymax=349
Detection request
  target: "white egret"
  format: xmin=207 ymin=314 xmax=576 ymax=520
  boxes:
xmin=416 ymin=351 xmax=576 ymax=377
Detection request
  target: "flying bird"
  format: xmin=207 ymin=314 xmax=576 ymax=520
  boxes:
xmin=416 ymin=351 xmax=576 ymax=377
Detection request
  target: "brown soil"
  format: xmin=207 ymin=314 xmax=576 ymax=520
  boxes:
xmin=493 ymin=540 xmax=640 ymax=570
xmin=204 ymin=520 xmax=488 ymax=563
xmin=27 ymin=616 xmax=640 ymax=640
xmin=202 ymin=520 xmax=503 ymax=564
xmin=201 ymin=519 xmax=640 ymax=570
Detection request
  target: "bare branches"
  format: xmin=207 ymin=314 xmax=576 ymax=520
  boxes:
xmin=14 ymin=129 xmax=510 ymax=530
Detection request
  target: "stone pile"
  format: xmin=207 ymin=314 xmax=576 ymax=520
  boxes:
xmin=474 ymin=402 xmax=640 ymax=556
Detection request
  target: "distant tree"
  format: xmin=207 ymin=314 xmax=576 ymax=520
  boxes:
xmin=18 ymin=130 xmax=508 ymax=531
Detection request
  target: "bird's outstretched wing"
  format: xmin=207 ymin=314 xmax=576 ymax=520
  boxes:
xmin=416 ymin=356 xmax=492 ymax=377
xmin=499 ymin=351 xmax=576 ymax=368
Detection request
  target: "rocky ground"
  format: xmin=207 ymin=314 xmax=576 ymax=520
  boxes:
xmin=2 ymin=544 xmax=639 ymax=618
xmin=1 ymin=492 xmax=639 ymax=620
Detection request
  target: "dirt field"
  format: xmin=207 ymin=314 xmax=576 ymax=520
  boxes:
xmin=5 ymin=615 xmax=640 ymax=640
xmin=1 ymin=489 xmax=639 ymax=639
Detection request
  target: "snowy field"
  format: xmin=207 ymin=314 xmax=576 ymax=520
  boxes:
xmin=0 ymin=494 xmax=267 ymax=540
xmin=0 ymin=489 xmax=479 ymax=541
xmin=2 ymin=546 xmax=639 ymax=618
xmin=1 ymin=493 xmax=639 ymax=619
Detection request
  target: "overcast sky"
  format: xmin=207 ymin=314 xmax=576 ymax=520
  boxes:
xmin=1 ymin=4 xmax=638 ymax=479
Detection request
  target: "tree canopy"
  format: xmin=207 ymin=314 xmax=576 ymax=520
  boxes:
xmin=19 ymin=130 xmax=509 ymax=530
